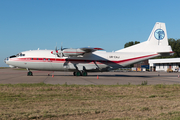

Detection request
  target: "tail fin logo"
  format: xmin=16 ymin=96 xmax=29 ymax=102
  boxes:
xmin=154 ymin=29 xmax=165 ymax=40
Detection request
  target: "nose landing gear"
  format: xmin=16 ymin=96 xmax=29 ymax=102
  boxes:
xmin=27 ymin=68 xmax=33 ymax=76
xmin=27 ymin=71 xmax=33 ymax=76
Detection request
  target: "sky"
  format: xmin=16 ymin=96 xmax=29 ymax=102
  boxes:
xmin=1 ymin=0 xmax=180 ymax=67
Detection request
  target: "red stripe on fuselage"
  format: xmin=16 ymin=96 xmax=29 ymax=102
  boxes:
xmin=9 ymin=53 xmax=159 ymax=65
xmin=115 ymin=54 xmax=158 ymax=64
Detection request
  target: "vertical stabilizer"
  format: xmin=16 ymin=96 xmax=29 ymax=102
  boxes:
xmin=147 ymin=22 xmax=168 ymax=46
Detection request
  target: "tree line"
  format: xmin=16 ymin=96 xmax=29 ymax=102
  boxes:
xmin=168 ymin=38 xmax=180 ymax=58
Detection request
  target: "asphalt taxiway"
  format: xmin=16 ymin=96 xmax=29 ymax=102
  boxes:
xmin=1 ymin=68 xmax=180 ymax=85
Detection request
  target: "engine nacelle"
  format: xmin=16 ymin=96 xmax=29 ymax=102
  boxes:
xmin=51 ymin=50 xmax=58 ymax=55
xmin=62 ymin=48 xmax=85 ymax=57
xmin=51 ymin=48 xmax=85 ymax=57
xmin=51 ymin=47 xmax=103 ymax=57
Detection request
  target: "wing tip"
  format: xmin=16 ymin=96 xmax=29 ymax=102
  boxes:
xmin=93 ymin=48 xmax=104 ymax=50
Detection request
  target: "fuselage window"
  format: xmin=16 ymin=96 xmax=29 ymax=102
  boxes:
xmin=44 ymin=58 xmax=46 ymax=61
xmin=37 ymin=58 xmax=39 ymax=60
xmin=31 ymin=58 xmax=33 ymax=60
xmin=48 ymin=58 xmax=50 ymax=61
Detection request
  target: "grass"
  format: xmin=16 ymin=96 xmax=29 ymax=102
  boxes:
xmin=1 ymin=83 xmax=180 ymax=119
xmin=0 ymin=67 xmax=9 ymax=69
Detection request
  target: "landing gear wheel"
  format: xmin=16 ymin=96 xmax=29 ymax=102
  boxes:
xmin=76 ymin=71 xmax=82 ymax=76
xmin=82 ymin=71 xmax=87 ymax=76
xmin=73 ymin=71 xmax=82 ymax=76
xmin=73 ymin=71 xmax=87 ymax=76
xmin=73 ymin=72 xmax=76 ymax=76
xmin=27 ymin=71 xmax=33 ymax=76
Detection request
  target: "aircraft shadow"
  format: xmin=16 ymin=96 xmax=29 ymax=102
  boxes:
xmin=33 ymin=74 xmax=153 ymax=78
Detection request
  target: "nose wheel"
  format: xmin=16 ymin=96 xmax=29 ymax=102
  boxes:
xmin=73 ymin=71 xmax=87 ymax=76
xmin=27 ymin=71 xmax=33 ymax=76
xmin=27 ymin=68 xmax=33 ymax=76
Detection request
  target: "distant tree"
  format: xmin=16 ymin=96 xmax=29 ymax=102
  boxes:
xmin=171 ymin=38 xmax=180 ymax=58
xmin=124 ymin=41 xmax=140 ymax=48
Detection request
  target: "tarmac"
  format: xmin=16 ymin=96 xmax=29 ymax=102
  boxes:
xmin=1 ymin=68 xmax=180 ymax=85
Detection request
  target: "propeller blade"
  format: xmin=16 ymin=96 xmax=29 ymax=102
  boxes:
xmin=61 ymin=42 xmax=63 ymax=51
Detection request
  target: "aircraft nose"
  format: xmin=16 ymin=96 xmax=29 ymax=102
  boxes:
xmin=4 ymin=58 xmax=6 ymax=63
xmin=4 ymin=57 xmax=9 ymax=63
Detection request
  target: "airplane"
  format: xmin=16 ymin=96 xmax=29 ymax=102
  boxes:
xmin=4 ymin=22 xmax=173 ymax=76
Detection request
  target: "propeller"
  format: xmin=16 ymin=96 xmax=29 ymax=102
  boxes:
xmin=54 ymin=43 xmax=64 ymax=57
xmin=51 ymin=44 xmax=61 ymax=57
xmin=54 ymin=44 xmax=60 ymax=57
xmin=60 ymin=44 xmax=64 ymax=57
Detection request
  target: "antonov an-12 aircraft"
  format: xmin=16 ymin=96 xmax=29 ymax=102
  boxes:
xmin=4 ymin=22 xmax=173 ymax=76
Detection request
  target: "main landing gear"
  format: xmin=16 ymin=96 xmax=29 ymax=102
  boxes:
xmin=73 ymin=70 xmax=87 ymax=76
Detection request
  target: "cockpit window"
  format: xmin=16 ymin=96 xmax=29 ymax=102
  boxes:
xmin=16 ymin=53 xmax=25 ymax=57
xmin=10 ymin=55 xmax=16 ymax=58
xmin=9 ymin=53 xmax=25 ymax=58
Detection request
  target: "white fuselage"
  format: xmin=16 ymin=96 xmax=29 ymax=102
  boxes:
xmin=5 ymin=50 xmax=161 ymax=72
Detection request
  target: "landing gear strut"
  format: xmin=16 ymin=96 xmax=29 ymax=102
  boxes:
xmin=73 ymin=70 xmax=87 ymax=76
